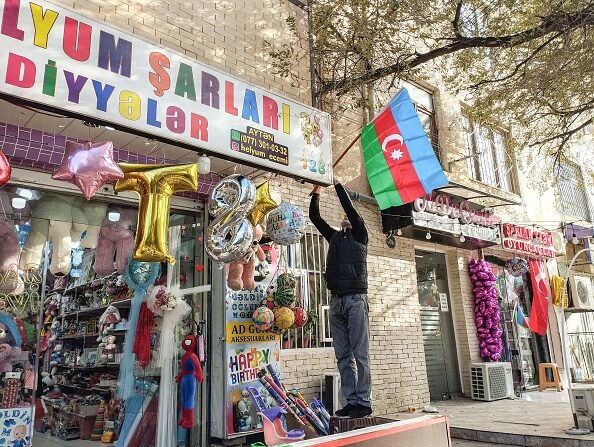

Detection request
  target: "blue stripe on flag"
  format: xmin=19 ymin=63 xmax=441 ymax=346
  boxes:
xmin=389 ymin=88 xmax=448 ymax=193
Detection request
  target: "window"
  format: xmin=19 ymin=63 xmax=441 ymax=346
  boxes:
xmin=557 ymin=159 xmax=591 ymax=221
xmin=282 ymin=226 xmax=332 ymax=349
xmin=461 ymin=115 xmax=519 ymax=194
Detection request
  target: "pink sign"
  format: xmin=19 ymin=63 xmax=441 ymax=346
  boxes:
xmin=501 ymin=223 xmax=556 ymax=258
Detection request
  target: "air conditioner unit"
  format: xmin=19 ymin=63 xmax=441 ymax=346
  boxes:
xmin=320 ymin=372 xmax=346 ymax=415
xmin=570 ymin=275 xmax=594 ymax=309
xmin=570 ymin=385 xmax=594 ymax=431
xmin=470 ymin=362 xmax=514 ymax=401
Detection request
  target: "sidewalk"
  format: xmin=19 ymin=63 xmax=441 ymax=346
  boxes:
xmin=407 ymin=390 xmax=594 ymax=447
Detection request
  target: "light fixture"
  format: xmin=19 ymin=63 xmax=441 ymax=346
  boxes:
xmin=386 ymin=232 xmax=396 ymax=248
xmin=572 ymin=233 xmax=579 ymax=244
xmin=426 ymin=231 xmax=431 ymax=240
xmin=396 ymin=228 xmax=403 ymax=236
xmin=198 ymin=154 xmax=211 ymax=174
xmin=532 ymin=226 xmax=538 ymax=244
xmin=108 ymin=212 xmax=121 ymax=222
xmin=104 ymin=125 xmax=115 ymax=131
xmin=82 ymin=120 xmax=100 ymax=128
xmin=459 ymin=233 xmax=466 ymax=243
xmin=11 ymin=197 xmax=26 ymax=209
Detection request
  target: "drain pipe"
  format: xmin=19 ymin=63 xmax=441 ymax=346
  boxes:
xmin=344 ymin=187 xmax=378 ymax=206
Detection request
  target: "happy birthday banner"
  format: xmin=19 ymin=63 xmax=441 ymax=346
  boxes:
xmin=0 ymin=0 xmax=332 ymax=183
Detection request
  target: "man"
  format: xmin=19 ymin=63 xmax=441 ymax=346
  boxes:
xmin=310 ymin=183 xmax=372 ymax=418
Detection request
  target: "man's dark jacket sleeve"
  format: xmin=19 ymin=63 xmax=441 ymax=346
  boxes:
xmin=335 ymin=183 xmax=368 ymax=245
xmin=309 ymin=192 xmax=336 ymax=242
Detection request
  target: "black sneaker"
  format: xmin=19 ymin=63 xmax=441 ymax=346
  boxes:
xmin=350 ymin=405 xmax=373 ymax=418
xmin=335 ymin=403 xmax=356 ymax=417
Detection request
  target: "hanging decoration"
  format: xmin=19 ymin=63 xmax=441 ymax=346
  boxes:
xmin=205 ymin=175 xmax=256 ymax=263
xmin=512 ymin=302 xmax=530 ymax=330
xmin=273 ymin=273 xmax=297 ymax=307
xmin=273 ymin=306 xmax=295 ymax=330
xmin=133 ymin=303 xmax=155 ymax=369
xmin=266 ymin=202 xmax=306 ymax=246
xmin=550 ymin=275 xmax=568 ymax=308
xmin=468 ymin=258 xmax=503 ymax=362
xmin=249 ymin=181 xmax=279 ymax=226
xmin=52 ymin=141 xmax=124 ymax=200
xmin=252 ymin=306 xmax=275 ymax=331
xmin=227 ymin=224 xmax=266 ymax=291
xmin=0 ymin=313 xmax=22 ymax=372
xmin=0 ymin=151 xmax=11 ymax=187
xmin=114 ymin=163 xmax=199 ymax=263
xmin=153 ymin=225 xmax=192 ymax=446
xmin=292 ymin=307 xmax=308 ymax=328
xmin=117 ymin=258 xmax=160 ymax=401
xmin=505 ymin=257 xmax=529 ymax=277
xmin=177 ymin=335 xmax=204 ymax=429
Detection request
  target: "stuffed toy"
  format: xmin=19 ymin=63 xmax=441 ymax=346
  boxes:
xmin=48 ymin=320 xmax=63 ymax=343
xmin=97 ymin=305 xmax=121 ymax=341
xmin=19 ymin=193 xmax=89 ymax=275
xmin=227 ymin=225 xmax=266 ymax=291
xmin=80 ymin=201 xmax=108 ymax=249
xmin=50 ymin=343 xmax=62 ymax=366
xmin=0 ymin=314 xmax=22 ymax=372
xmin=101 ymin=335 xmax=117 ymax=361
xmin=41 ymin=366 xmax=58 ymax=391
xmin=94 ymin=207 xmax=137 ymax=276
xmin=176 ymin=335 xmax=204 ymax=429
xmin=0 ymin=191 xmax=24 ymax=295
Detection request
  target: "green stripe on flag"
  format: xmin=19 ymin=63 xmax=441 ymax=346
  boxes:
xmin=361 ymin=122 xmax=403 ymax=209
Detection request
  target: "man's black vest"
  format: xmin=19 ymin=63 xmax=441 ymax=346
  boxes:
xmin=324 ymin=229 xmax=368 ymax=296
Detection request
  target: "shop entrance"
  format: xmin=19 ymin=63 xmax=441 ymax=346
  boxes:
xmin=415 ymin=250 xmax=461 ymax=401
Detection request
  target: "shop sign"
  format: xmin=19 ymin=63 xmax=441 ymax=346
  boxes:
xmin=224 ymin=249 xmax=280 ymax=436
xmin=501 ymin=223 xmax=556 ymax=258
xmin=0 ymin=407 xmax=33 ymax=446
xmin=0 ymin=0 xmax=332 ymax=183
xmin=412 ymin=194 xmax=501 ymax=244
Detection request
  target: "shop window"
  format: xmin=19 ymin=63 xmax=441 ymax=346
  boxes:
xmin=461 ymin=115 xmax=520 ymax=194
xmin=0 ymin=185 xmax=205 ymax=445
xmin=284 ymin=227 xmax=331 ymax=349
xmin=556 ymin=159 xmax=591 ymax=222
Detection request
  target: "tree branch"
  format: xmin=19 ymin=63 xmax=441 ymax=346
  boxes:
xmin=453 ymin=1 xmax=464 ymax=37
xmin=530 ymin=116 xmax=593 ymax=147
xmin=319 ymin=4 xmax=594 ymax=95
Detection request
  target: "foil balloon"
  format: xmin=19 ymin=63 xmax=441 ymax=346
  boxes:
xmin=0 ymin=151 xmax=11 ymax=187
xmin=205 ymin=175 xmax=256 ymax=263
xmin=468 ymin=258 xmax=503 ymax=362
xmin=115 ymin=163 xmax=199 ymax=263
xmin=266 ymin=201 xmax=306 ymax=245
xmin=52 ymin=141 xmax=124 ymax=199
xmin=249 ymin=181 xmax=279 ymax=226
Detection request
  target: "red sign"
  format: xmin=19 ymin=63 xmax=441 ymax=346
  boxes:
xmin=501 ymin=223 xmax=556 ymax=258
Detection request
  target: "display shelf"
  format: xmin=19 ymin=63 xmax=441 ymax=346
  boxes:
xmin=51 ymin=272 xmax=118 ymax=296
xmin=58 ymin=383 xmax=109 ymax=394
xmin=56 ymin=364 xmax=120 ymax=370
xmin=565 ymin=307 xmax=594 ymax=313
xmin=59 ymin=299 xmax=132 ymax=318
xmin=59 ymin=330 xmax=127 ymax=341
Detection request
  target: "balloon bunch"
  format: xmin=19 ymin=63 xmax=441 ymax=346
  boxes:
xmin=252 ymin=273 xmax=308 ymax=332
xmin=468 ymin=258 xmax=503 ymax=362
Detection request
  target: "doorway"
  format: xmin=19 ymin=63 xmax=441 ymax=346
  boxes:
xmin=415 ymin=250 xmax=461 ymax=401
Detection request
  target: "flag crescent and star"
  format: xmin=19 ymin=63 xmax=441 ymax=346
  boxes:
xmin=361 ymin=88 xmax=449 ymax=209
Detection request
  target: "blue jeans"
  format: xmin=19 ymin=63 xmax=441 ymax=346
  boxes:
xmin=330 ymin=293 xmax=372 ymax=407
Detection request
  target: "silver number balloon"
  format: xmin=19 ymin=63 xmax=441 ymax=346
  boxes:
xmin=206 ymin=175 xmax=256 ymax=263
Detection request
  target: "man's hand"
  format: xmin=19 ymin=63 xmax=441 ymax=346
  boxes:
xmin=311 ymin=185 xmax=321 ymax=194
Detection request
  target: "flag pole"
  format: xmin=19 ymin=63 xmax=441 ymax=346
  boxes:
xmin=332 ymin=133 xmax=362 ymax=168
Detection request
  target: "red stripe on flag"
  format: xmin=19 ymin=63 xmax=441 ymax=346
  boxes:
xmin=372 ymin=108 xmax=426 ymax=203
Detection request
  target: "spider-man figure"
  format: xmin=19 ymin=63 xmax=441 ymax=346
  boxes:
xmin=176 ymin=335 xmax=204 ymax=429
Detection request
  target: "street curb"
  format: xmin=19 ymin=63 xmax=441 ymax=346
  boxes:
xmin=451 ymin=426 xmax=594 ymax=447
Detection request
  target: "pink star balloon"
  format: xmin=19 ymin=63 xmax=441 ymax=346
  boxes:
xmin=52 ymin=141 xmax=124 ymax=200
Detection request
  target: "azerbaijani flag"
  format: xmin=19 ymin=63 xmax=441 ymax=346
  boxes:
xmin=361 ymin=88 xmax=448 ymax=210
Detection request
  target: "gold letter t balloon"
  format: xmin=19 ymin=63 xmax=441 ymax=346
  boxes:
xmin=114 ymin=163 xmax=199 ymax=264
